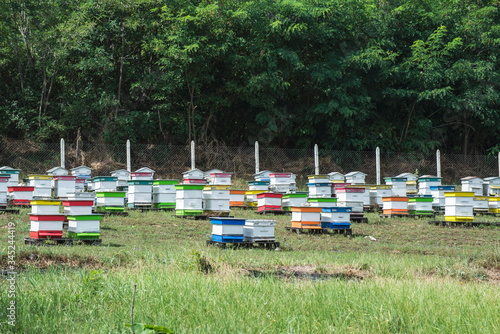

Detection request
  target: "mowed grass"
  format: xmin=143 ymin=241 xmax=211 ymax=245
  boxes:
xmin=1 ymin=208 xmax=499 ymax=333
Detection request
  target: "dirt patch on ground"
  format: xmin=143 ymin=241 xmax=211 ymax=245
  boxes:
xmin=0 ymin=251 xmax=117 ymax=271
xmin=245 ymin=264 xmax=369 ymax=281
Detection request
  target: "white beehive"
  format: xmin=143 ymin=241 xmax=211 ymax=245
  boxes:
xmin=460 ymin=176 xmax=483 ymax=196
xmin=348 ymin=186 xmax=370 ymax=206
xmin=321 ymin=207 xmax=352 ymax=223
xmin=382 ymin=197 xmax=409 ymax=215
xmin=203 ymin=185 xmax=230 ymax=212
xmin=418 ymin=176 xmax=442 ymax=195
xmin=328 ymin=172 xmax=345 ymax=182
xmin=210 ymin=217 xmax=246 ymax=243
xmin=248 ymin=181 xmax=269 ymax=191
xmin=0 ymin=167 xmax=21 ymax=186
xmin=53 ymin=176 xmax=77 ymax=198
xmin=345 ymin=171 xmax=367 ymax=185
xmin=0 ymin=175 xmax=9 ymax=205
xmin=93 ymin=177 xmax=118 ymax=191
xmin=182 ymin=168 xmax=204 ymax=180
xmin=473 ymin=196 xmax=489 ymax=213
xmin=46 ymin=167 xmax=68 ymax=176
xmin=282 ymin=193 xmax=308 ymax=211
xmin=153 ymin=180 xmax=178 ymax=209
xmin=28 ymin=175 xmax=53 ymax=198
xmin=430 ymin=185 xmax=455 ymax=208
xmin=483 ymin=177 xmax=500 ymax=196
xmin=130 ymin=172 xmax=153 ymax=181
xmin=369 ymin=185 xmax=392 ymax=206
xmin=384 ymin=177 xmax=407 ymax=197
xmin=30 ymin=200 xmax=61 ymax=214
xmin=254 ymin=170 xmax=273 ymax=182
xmin=203 ymin=169 xmax=224 ymax=181
xmin=62 ymin=199 xmax=94 ymax=215
xmin=127 ymin=180 xmax=153 ymax=207
xmin=175 ymin=184 xmax=204 ymax=215
xmin=29 ymin=213 xmax=66 ymax=239
xmin=71 ymin=165 xmax=92 ymax=180
xmin=444 ymin=192 xmax=474 ymax=222
xmin=269 ymin=173 xmax=296 ymax=193
xmin=111 ymin=169 xmax=131 ymax=187
xmin=243 ymin=220 xmax=276 ymax=242
xmin=209 ymin=173 xmax=232 ymax=185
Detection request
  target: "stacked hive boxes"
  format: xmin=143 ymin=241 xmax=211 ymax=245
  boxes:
xmin=96 ymin=191 xmax=126 ymax=212
xmin=382 ymin=197 xmax=409 ymax=215
xmin=269 ymin=173 xmax=296 ymax=193
xmin=384 ymin=177 xmax=407 ymax=197
xmin=291 ymin=206 xmax=322 ymax=229
xmin=407 ymin=196 xmax=433 ymax=215
xmin=307 ymin=175 xmax=332 ymax=198
xmin=63 ymin=199 xmax=102 ymax=240
xmin=461 ymin=177 xmax=483 ymax=196
xmin=430 ymin=185 xmax=455 ymax=209
xmin=54 ymin=176 xmax=76 ymax=198
xmin=246 ymin=181 xmax=270 ymax=207
xmin=0 ymin=175 xmax=9 ymax=208
xmin=244 ymin=219 xmax=276 ymax=242
xmin=93 ymin=177 xmax=118 ymax=192
xmin=444 ymin=192 xmax=474 ymax=222
xmin=229 ymin=190 xmax=246 ymax=207
xmin=175 ymin=184 xmax=204 ymax=216
xmin=369 ymin=185 xmax=392 ymax=207
xmin=473 ymin=196 xmax=489 ymax=214
xmin=483 ymin=177 xmax=500 ymax=196
xmin=396 ymin=173 xmax=418 ymax=195
xmin=282 ymin=193 xmax=308 ymax=211
xmin=257 ymin=193 xmax=282 ymax=213
xmin=488 ymin=197 xmax=500 ymax=214
xmin=153 ymin=180 xmax=178 ymax=209
xmin=29 ymin=175 xmax=53 ymax=198
xmin=0 ymin=167 xmax=21 ymax=186
xmin=8 ymin=186 xmax=34 ymax=206
xmin=335 ymin=187 xmax=364 ymax=213
xmin=71 ymin=166 xmax=92 ymax=188
xmin=111 ymin=169 xmax=131 ymax=188
xmin=203 ymin=173 xmax=231 ymax=213
xmin=345 ymin=171 xmax=366 ymax=185
xmin=418 ymin=176 xmax=442 ymax=195
xmin=211 ymin=217 xmax=245 ymax=243
xmin=321 ymin=207 xmax=351 ymax=229
xmin=29 ymin=200 xmax=64 ymax=239
xmin=204 ymin=169 xmax=223 ymax=183
xmin=348 ymin=185 xmax=370 ymax=208
xmin=127 ymin=180 xmax=153 ymax=208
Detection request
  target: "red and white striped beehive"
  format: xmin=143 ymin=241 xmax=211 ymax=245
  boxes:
xmin=257 ymin=193 xmax=283 ymax=212
xmin=29 ymin=213 xmax=66 ymax=239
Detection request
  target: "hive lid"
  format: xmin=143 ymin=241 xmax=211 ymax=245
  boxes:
xmin=67 ymin=214 xmax=103 ymax=221
xmin=175 ymin=184 xmax=205 ymax=190
xmin=443 ymin=192 xmax=475 ymax=197
xmin=153 ymin=180 xmax=178 ymax=185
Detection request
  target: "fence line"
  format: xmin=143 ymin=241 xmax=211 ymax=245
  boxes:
xmin=0 ymin=140 xmax=498 ymax=185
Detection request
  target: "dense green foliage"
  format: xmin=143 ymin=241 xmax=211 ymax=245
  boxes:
xmin=0 ymin=0 xmax=499 ymax=153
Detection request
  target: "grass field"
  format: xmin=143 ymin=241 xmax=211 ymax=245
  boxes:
xmin=1 ymin=208 xmax=499 ymax=333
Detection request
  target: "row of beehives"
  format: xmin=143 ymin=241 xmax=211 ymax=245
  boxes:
xmin=29 ymin=199 xmax=102 ymax=240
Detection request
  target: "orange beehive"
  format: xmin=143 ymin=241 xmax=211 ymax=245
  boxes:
xmin=290 ymin=206 xmax=322 ymax=229
xmin=229 ymin=190 xmax=246 ymax=207
xmin=382 ymin=197 xmax=409 ymax=215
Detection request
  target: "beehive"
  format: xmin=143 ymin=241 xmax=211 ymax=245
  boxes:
xmin=30 ymin=200 xmax=61 ymax=214
xmin=93 ymin=177 xmax=118 ymax=192
xmin=418 ymin=176 xmax=442 ymax=196
xmin=396 ymin=173 xmax=418 ymax=194
xmin=328 ymin=172 xmax=345 ymax=182
xmin=335 ymin=187 xmax=364 ymax=203
xmin=175 ymin=184 xmax=204 ymax=215
xmin=229 ymin=190 xmax=246 ymax=207
xmin=29 ymin=213 xmax=66 ymax=239
xmin=369 ymin=185 xmax=392 ymax=206
xmin=67 ymin=214 xmax=102 ymax=239
xmin=8 ymin=186 xmax=34 ymax=206
xmin=182 ymin=168 xmax=204 ymax=180
xmin=473 ymin=196 xmax=489 ymax=213
xmin=0 ymin=175 xmax=9 ymax=207
xmin=488 ymin=197 xmax=500 ymax=213
xmin=209 ymin=173 xmax=232 ymax=185
xmin=407 ymin=196 xmax=433 ymax=215
xmin=382 ymin=197 xmax=409 ymax=215
xmin=307 ymin=183 xmax=332 ymax=198
xmin=75 ymin=178 xmax=85 ymax=192
xmin=111 ymin=169 xmax=131 ymax=187
xmin=248 ymin=181 xmax=270 ymax=191
xmin=27 ymin=175 xmax=52 ymax=198
xmin=244 ymin=219 xmax=276 ymax=242
xmin=70 ymin=166 xmax=92 ymax=186
xmin=211 ymin=217 xmax=246 ymax=243
xmin=444 ymin=192 xmax=474 ymax=222
xmin=347 ymin=185 xmax=370 ymax=206
xmin=253 ymin=170 xmax=273 ymax=182
xmin=95 ymin=191 xmax=126 ymax=212
xmin=245 ymin=190 xmax=268 ymax=207
xmin=483 ymin=177 xmax=500 ymax=196
xmin=345 ymin=171 xmax=367 ymax=185
xmin=46 ymin=167 xmax=68 ymax=176
xmin=0 ymin=167 xmax=21 ymax=186
xmin=127 ymin=180 xmax=153 ymax=208
xmin=269 ymin=173 xmax=296 ymax=193
xmin=290 ymin=206 xmax=322 ymax=229
xmin=203 ymin=185 xmax=230 ymax=212
xmin=257 ymin=193 xmax=282 ymax=212
xmin=320 ymin=207 xmax=351 ymax=229
xmin=130 ymin=172 xmax=153 ymax=181
xmin=460 ymin=177 xmax=483 ymax=196
xmin=308 ymin=175 xmax=330 ymax=184
xmin=282 ymin=193 xmax=308 ymax=211
xmin=135 ymin=167 xmax=155 ymax=178
xmin=430 ymin=185 xmax=455 ymax=208
xmin=384 ymin=177 xmax=408 ymax=197
xmin=53 ymin=176 xmax=76 ymax=198
xmin=307 ymin=197 xmax=337 ymax=208
xmin=62 ymin=200 xmax=94 ymax=215
xmin=153 ymin=180 xmax=178 ymax=209
xmin=331 ymin=183 xmax=351 ymax=195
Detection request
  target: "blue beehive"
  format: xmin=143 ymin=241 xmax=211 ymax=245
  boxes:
xmin=321 ymin=207 xmax=352 ymax=229
xmin=211 ymin=217 xmax=246 ymax=243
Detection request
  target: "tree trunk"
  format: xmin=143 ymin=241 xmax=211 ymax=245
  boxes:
xmin=39 ymin=68 xmax=47 ymax=128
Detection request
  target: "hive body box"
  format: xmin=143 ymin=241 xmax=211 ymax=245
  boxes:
xmin=444 ymin=192 xmax=474 ymax=222
xmin=0 ymin=167 xmax=21 ymax=186
xmin=29 ymin=213 xmax=66 ymax=239
xmin=308 ymin=175 xmax=331 ymax=198
xmin=175 ymin=184 xmax=204 ymax=215
xmin=31 ymin=200 xmax=61 ymax=214
xmin=95 ymin=191 xmax=126 ymax=212
xmin=473 ymin=196 xmax=489 ymax=213
xmin=245 ymin=190 xmax=268 ymax=207
xmin=229 ymin=190 xmax=246 ymax=207
xmin=130 ymin=172 xmax=153 ymax=181
xmin=483 ymin=177 xmax=500 ymax=196
xmin=320 ymin=207 xmax=351 ymax=229
xmin=291 ymin=206 xmax=322 ymax=229
xmin=335 ymin=187 xmax=364 ymax=212
xmin=396 ymin=173 xmax=418 ymax=195
xmin=62 ymin=200 xmax=94 ymax=215
xmin=328 ymin=172 xmax=345 ymax=182
xmin=430 ymin=185 xmax=455 ymax=208
xmin=282 ymin=193 xmax=308 ymax=211
xmin=331 ymin=183 xmax=351 ymax=196
xmin=211 ymin=217 xmax=246 ymax=243
xmin=248 ymin=181 xmax=270 ymax=191
xmin=418 ymin=176 xmax=442 ymax=196
xmin=111 ymin=169 xmax=131 ymax=187
xmin=244 ymin=219 xmax=276 ymax=242
xmin=67 ymin=215 xmax=102 ymax=239
xmin=345 ymin=171 xmax=367 ymax=185
xmin=208 ymin=173 xmax=232 ymax=185
xmin=307 ymin=197 xmax=337 ymax=208
xmin=488 ymin=197 xmax=500 ymax=213
xmin=369 ymin=185 xmax=392 ymax=206
xmin=254 ymin=170 xmax=273 ymax=182
xmin=408 ymin=197 xmax=433 ymax=215
xmin=153 ymin=180 xmax=178 ymax=209
xmin=348 ymin=186 xmax=370 ymax=206
xmin=71 ymin=166 xmax=92 ymax=186
xmin=92 ymin=177 xmax=118 ymax=192
xmin=182 ymin=168 xmax=204 ymax=180
xmin=460 ymin=177 xmax=483 ymax=196
xmin=53 ymin=176 xmax=77 ymax=198
xmin=269 ymin=173 xmax=296 ymax=193
xmin=75 ymin=178 xmax=85 ymax=192
xmin=46 ymin=167 xmax=68 ymax=176
xmin=127 ymin=180 xmax=153 ymax=208
xmin=28 ymin=175 xmax=52 ymax=198
xmin=382 ymin=197 xmax=409 ymax=215
xmin=257 ymin=193 xmax=282 ymax=212
xmin=203 ymin=185 xmax=230 ymax=212
xmin=384 ymin=177 xmax=408 ymax=197
xmin=8 ymin=186 xmax=34 ymax=206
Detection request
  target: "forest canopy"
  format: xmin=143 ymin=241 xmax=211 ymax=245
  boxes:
xmin=0 ymin=0 xmax=499 ymax=154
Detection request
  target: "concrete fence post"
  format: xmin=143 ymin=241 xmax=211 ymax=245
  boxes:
xmin=255 ymin=141 xmax=259 ymax=174
xmin=436 ymin=149 xmax=441 ymax=177
xmin=191 ymin=140 xmax=195 ymax=170
xmin=376 ymin=147 xmax=381 ymax=184
xmin=126 ymin=139 xmax=131 ymax=172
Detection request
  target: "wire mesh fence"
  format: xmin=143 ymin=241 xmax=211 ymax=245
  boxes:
xmin=0 ymin=140 xmax=498 ymax=184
